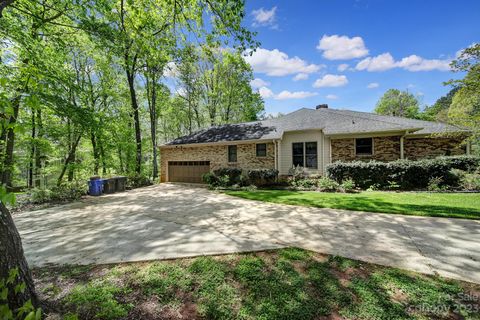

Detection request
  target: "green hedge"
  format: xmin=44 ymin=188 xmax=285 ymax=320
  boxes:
xmin=213 ymin=168 xmax=243 ymax=185
xmin=247 ymin=169 xmax=279 ymax=186
xmin=326 ymin=156 xmax=480 ymax=190
xmin=203 ymin=168 xmax=278 ymax=187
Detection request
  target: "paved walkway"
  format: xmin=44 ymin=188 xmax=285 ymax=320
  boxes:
xmin=14 ymin=183 xmax=480 ymax=283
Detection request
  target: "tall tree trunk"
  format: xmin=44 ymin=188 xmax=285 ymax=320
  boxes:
xmin=28 ymin=109 xmax=35 ymax=188
xmin=34 ymin=109 xmax=43 ymax=188
xmin=1 ymin=95 xmax=20 ymax=188
xmin=58 ymin=133 xmax=82 ymax=186
xmin=145 ymin=66 xmax=158 ymax=179
xmin=0 ymin=202 xmax=38 ymax=311
xmin=100 ymin=142 xmax=106 ymax=176
xmin=67 ymin=152 xmax=75 ymax=182
xmin=90 ymin=131 xmax=99 ymax=175
xmin=118 ymin=147 xmax=124 ymax=173
xmin=126 ymin=69 xmax=142 ymax=175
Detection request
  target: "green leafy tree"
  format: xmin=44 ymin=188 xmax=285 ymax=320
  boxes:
xmin=446 ymin=44 xmax=480 ymax=150
xmin=422 ymin=87 xmax=459 ymax=121
xmin=1 ymin=0 xmax=260 ymax=312
xmin=374 ymin=89 xmax=421 ymax=119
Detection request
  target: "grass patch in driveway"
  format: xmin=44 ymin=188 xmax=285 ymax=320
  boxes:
xmin=34 ymin=248 xmax=480 ymax=319
xmin=225 ymin=190 xmax=480 ymax=219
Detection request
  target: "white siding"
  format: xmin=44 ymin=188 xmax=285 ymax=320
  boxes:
xmin=322 ymin=136 xmax=331 ymax=174
xmin=278 ymin=130 xmax=324 ymax=175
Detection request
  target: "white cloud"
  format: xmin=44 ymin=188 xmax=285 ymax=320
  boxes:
xmin=337 ymin=63 xmax=349 ymax=72
xmin=275 ymin=90 xmax=318 ymax=100
xmin=244 ymin=48 xmax=323 ymax=76
xmin=326 ymin=94 xmax=338 ymax=100
xmin=313 ymin=74 xmax=348 ymax=88
xmin=250 ymin=78 xmax=270 ymax=88
xmin=356 ymin=53 xmax=396 ymax=71
xmin=367 ymin=82 xmax=379 ymax=89
xmin=317 ymin=35 xmax=369 ymax=60
xmin=293 ymin=73 xmax=309 ymax=81
xmin=356 ymin=52 xmax=451 ymax=72
xmin=258 ymin=86 xmax=274 ymax=99
xmin=396 ymin=54 xmax=451 ymax=71
xmin=252 ymin=7 xmax=277 ymax=28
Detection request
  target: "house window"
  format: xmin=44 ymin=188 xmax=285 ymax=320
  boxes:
xmin=305 ymin=142 xmax=318 ymax=168
xmin=355 ymin=138 xmax=373 ymax=155
xmin=292 ymin=142 xmax=318 ymax=168
xmin=292 ymin=142 xmax=304 ymax=167
xmin=228 ymin=145 xmax=237 ymax=162
xmin=256 ymin=143 xmax=267 ymax=157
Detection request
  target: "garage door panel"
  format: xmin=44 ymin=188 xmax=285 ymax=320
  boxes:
xmin=168 ymin=161 xmax=210 ymax=183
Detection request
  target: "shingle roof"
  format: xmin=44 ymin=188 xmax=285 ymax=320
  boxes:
xmin=165 ymin=108 xmax=468 ymax=145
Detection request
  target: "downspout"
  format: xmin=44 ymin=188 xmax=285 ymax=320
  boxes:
xmin=273 ymin=139 xmax=278 ymax=170
xmin=400 ymin=131 xmax=408 ymax=160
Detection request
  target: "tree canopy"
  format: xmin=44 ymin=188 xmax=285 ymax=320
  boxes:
xmin=446 ymin=44 xmax=480 ymax=142
xmin=0 ymin=0 xmax=263 ymax=313
xmin=374 ymin=89 xmax=421 ymax=119
xmin=0 ymin=0 xmax=263 ymax=189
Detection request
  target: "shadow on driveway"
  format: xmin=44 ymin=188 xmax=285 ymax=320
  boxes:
xmin=14 ymin=183 xmax=480 ymax=284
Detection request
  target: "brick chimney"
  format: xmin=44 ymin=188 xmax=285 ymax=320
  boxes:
xmin=316 ymin=104 xmax=328 ymax=109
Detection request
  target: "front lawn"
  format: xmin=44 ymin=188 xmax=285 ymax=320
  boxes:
xmin=225 ymin=190 xmax=480 ymax=219
xmin=35 ymin=248 xmax=480 ymax=320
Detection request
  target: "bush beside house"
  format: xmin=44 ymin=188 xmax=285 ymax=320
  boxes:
xmin=326 ymin=155 xmax=480 ymax=191
xmin=203 ymin=168 xmax=278 ymax=188
xmin=204 ymin=156 xmax=479 ymax=192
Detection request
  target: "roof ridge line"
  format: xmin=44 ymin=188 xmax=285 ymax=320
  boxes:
xmin=331 ymin=108 xmax=465 ymax=128
xmin=323 ymin=108 xmax=421 ymax=129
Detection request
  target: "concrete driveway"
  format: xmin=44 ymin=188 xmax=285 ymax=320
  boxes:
xmin=14 ymin=183 xmax=480 ymax=283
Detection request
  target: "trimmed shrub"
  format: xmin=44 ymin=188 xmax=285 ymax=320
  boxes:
xmin=204 ymin=168 xmax=279 ymax=188
xmin=213 ymin=168 xmax=242 ymax=185
xmin=247 ymin=169 xmax=279 ymax=186
xmin=202 ymin=172 xmax=219 ymax=186
xmin=326 ymin=156 xmax=480 ymax=190
xmin=437 ymin=155 xmax=480 ymax=172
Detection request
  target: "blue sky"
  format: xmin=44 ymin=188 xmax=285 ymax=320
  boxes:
xmin=243 ymin=0 xmax=480 ymax=116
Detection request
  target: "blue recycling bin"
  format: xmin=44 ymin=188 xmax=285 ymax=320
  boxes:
xmin=88 ymin=179 xmax=104 ymax=196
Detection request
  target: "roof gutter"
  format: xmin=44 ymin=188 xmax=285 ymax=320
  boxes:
xmin=159 ymin=137 xmax=279 ymax=149
xmin=325 ymin=127 xmax=423 ymax=139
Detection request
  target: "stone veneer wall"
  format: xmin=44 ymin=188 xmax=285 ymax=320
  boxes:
xmin=331 ymin=136 xmax=401 ymax=162
xmin=160 ymin=142 xmax=275 ymax=182
xmin=404 ymin=137 xmax=466 ymax=160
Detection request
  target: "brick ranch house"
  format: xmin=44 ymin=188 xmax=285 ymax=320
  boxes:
xmin=159 ymin=105 xmax=471 ymax=183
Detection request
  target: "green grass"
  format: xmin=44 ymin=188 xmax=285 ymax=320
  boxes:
xmin=33 ymin=249 xmax=480 ymax=320
xmin=225 ymin=190 xmax=480 ymax=219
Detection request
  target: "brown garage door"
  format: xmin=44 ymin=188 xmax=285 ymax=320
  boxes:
xmin=168 ymin=161 xmax=210 ymax=183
